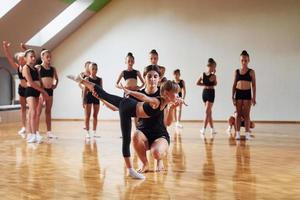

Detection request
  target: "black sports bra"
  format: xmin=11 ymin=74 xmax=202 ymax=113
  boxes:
xmin=40 ymin=65 xmax=54 ymax=78
xmin=236 ymin=68 xmax=252 ymax=82
xmin=17 ymin=66 xmax=25 ymax=80
xmin=143 ymin=97 xmax=165 ymax=117
xmin=25 ymin=65 xmax=39 ymax=81
xmin=123 ymin=70 xmax=137 ymax=80
xmin=203 ymin=73 xmax=215 ymax=86
xmin=177 ymin=80 xmax=184 ymax=88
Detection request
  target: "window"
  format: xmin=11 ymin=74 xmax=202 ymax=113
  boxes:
xmin=26 ymin=0 xmax=93 ymax=47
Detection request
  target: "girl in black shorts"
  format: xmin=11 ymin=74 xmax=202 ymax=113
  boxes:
xmin=83 ymin=62 xmax=102 ymax=139
xmin=232 ymin=50 xmax=256 ymax=140
xmin=2 ymin=41 xmax=27 ymax=137
xmin=132 ymin=66 xmax=178 ymax=173
xmin=67 ymin=65 xmax=185 ymax=180
xmin=22 ymin=49 xmax=49 ymax=143
xmin=173 ymin=69 xmax=186 ymax=128
xmin=196 ymin=58 xmax=217 ymax=138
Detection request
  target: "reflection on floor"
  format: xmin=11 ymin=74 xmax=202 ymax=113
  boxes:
xmin=0 ymin=121 xmax=299 ymax=199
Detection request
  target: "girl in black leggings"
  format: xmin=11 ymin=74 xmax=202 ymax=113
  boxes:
xmin=67 ymin=65 xmax=185 ymax=179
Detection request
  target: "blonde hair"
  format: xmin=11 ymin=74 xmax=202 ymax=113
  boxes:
xmin=24 ymin=49 xmax=35 ymax=57
xmin=14 ymin=52 xmax=24 ymax=60
xmin=160 ymin=80 xmax=180 ymax=96
xmin=41 ymin=49 xmax=50 ymax=57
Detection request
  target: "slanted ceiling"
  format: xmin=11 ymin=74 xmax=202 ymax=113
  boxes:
xmin=0 ymin=0 xmax=110 ymax=56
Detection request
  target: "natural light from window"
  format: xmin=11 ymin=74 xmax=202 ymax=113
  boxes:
xmin=0 ymin=0 xmax=21 ymax=18
xmin=26 ymin=0 xmax=93 ymax=47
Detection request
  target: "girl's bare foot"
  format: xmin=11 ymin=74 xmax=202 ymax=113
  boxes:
xmin=138 ymin=163 xmax=149 ymax=173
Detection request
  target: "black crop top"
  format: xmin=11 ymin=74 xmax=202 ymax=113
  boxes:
xmin=236 ymin=68 xmax=252 ymax=82
xmin=17 ymin=66 xmax=25 ymax=80
xmin=137 ymin=88 xmax=167 ymax=132
xmin=143 ymin=97 xmax=165 ymax=117
xmin=40 ymin=65 xmax=54 ymax=78
xmin=203 ymin=73 xmax=215 ymax=86
xmin=25 ymin=65 xmax=39 ymax=81
xmin=123 ymin=70 xmax=137 ymax=80
xmin=88 ymin=76 xmax=102 ymax=87
xmin=177 ymin=80 xmax=184 ymax=88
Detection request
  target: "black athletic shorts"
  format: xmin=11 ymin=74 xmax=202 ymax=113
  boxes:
xmin=44 ymin=88 xmax=53 ymax=96
xmin=25 ymin=87 xmax=40 ymax=98
xmin=138 ymin=128 xmax=170 ymax=147
xmin=86 ymin=92 xmax=100 ymax=104
xmin=18 ymin=85 xmax=26 ymax=97
xmin=235 ymin=89 xmax=251 ymax=100
xmin=202 ymin=89 xmax=215 ymax=103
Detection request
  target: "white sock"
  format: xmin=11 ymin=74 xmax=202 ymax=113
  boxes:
xmin=245 ymin=132 xmax=251 ymax=139
xmin=128 ymin=168 xmax=145 ymax=180
xmin=85 ymin=130 xmax=90 ymax=138
xmin=18 ymin=127 xmax=26 ymax=134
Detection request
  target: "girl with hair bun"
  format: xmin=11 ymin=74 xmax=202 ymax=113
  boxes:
xmin=149 ymin=49 xmax=167 ymax=84
xmin=115 ymin=52 xmax=145 ymax=129
xmin=115 ymin=52 xmax=144 ymax=92
xmin=232 ymin=50 xmax=256 ymax=140
xmin=196 ymin=58 xmax=217 ymax=138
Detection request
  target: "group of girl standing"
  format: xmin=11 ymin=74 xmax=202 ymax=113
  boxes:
xmin=3 ymin=41 xmax=256 ymax=179
xmin=2 ymin=41 xmax=58 ymax=143
xmin=196 ymin=50 xmax=256 ymax=140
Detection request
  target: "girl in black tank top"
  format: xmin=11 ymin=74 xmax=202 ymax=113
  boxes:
xmin=232 ymin=50 xmax=256 ymax=140
xmin=22 ymin=49 xmax=49 ymax=143
xmin=67 ymin=65 xmax=185 ymax=179
xmin=83 ymin=62 xmax=103 ymax=138
xmin=173 ymin=69 xmax=186 ymax=128
xmin=196 ymin=58 xmax=217 ymax=137
xmin=2 ymin=41 xmax=28 ymax=135
xmin=36 ymin=50 xmax=59 ymax=139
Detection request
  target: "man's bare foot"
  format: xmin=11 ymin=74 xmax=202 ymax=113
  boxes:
xmin=156 ymin=160 xmax=164 ymax=172
xmin=138 ymin=163 xmax=149 ymax=173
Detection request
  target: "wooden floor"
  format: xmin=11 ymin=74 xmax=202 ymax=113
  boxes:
xmin=0 ymin=121 xmax=299 ymax=200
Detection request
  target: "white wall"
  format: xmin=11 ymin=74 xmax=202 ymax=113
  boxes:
xmin=52 ymin=0 xmax=300 ymax=121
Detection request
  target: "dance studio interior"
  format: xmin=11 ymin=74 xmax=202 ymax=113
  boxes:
xmin=0 ymin=0 xmax=299 ymax=199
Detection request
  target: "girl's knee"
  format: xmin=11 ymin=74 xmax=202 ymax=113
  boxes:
xmin=151 ymin=149 xmax=162 ymax=160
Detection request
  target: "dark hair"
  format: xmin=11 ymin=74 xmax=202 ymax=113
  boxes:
xmin=143 ymin=65 xmax=161 ymax=77
xmin=173 ymin=69 xmax=180 ymax=75
xmin=127 ymin=52 xmax=134 ymax=60
xmin=149 ymin=49 xmax=158 ymax=56
xmin=207 ymin=58 xmax=216 ymax=67
xmin=240 ymin=50 xmax=249 ymax=57
xmin=90 ymin=62 xmax=98 ymax=69
xmin=24 ymin=49 xmax=35 ymax=57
